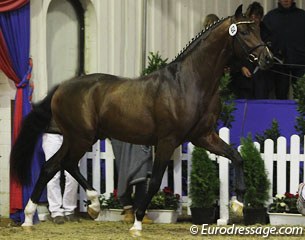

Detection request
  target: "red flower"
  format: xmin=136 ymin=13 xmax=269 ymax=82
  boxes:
xmin=285 ymin=192 xmax=294 ymax=198
xmin=113 ymin=189 xmax=118 ymax=199
xmin=163 ymin=187 xmax=173 ymax=194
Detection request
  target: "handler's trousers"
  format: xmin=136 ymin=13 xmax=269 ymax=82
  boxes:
xmin=42 ymin=133 xmax=78 ymax=218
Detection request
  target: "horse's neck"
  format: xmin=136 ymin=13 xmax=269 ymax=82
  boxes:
xmin=180 ymin=20 xmax=232 ymax=92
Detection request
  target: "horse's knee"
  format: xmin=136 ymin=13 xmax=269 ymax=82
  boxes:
xmin=229 ymin=148 xmax=243 ymax=165
xmin=147 ymin=177 xmax=163 ymax=197
xmin=135 ymin=177 xmax=161 ymax=220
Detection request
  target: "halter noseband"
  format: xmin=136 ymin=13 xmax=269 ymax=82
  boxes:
xmin=230 ymin=18 xmax=268 ymax=65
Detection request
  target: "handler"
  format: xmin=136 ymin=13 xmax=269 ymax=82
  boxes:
xmin=297 ymin=183 xmax=305 ymax=215
xmin=111 ymin=139 xmax=153 ymax=224
xmin=42 ymin=119 xmax=79 ymax=224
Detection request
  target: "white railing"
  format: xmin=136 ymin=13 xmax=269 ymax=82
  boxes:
xmin=78 ymin=127 xmax=305 ymax=225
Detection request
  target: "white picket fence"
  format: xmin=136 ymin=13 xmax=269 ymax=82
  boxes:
xmin=78 ymin=127 xmax=305 ymax=224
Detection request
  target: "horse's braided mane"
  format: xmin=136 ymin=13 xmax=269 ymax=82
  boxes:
xmin=171 ymin=16 xmax=231 ymax=63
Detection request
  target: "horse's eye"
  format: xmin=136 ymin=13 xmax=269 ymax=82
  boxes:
xmin=240 ymin=30 xmax=249 ymax=36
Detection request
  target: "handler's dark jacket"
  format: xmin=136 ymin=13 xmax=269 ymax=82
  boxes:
xmin=263 ymin=2 xmax=305 ymax=65
xmin=228 ymin=22 xmax=272 ymax=99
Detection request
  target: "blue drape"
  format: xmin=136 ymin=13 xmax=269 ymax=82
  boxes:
xmin=229 ymin=100 xmax=298 ymax=148
xmin=0 ymin=4 xmax=29 ymax=80
xmin=0 ymin=3 xmax=46 ymax=224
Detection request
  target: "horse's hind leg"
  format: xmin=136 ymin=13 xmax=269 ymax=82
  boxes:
xmin=62 ymin=140 xmax=101 ymax=219
xmin=192 ymin=132 xmax=246 ymax=198
xmin=64 ymin=164 xmax=100 ymax=219
xmin=22 ymin=149 xmax=64 ymax=227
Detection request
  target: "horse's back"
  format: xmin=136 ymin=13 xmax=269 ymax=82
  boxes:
xmin=51 ymin=74 xmax=117 ymax=136
xmin=51 ymin=73 xmax=157 ymax=143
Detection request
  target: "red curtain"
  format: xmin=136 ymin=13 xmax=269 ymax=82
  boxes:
xmin=0 ymin=28 xmax=23 ymax=212
xmin=0 ymin=1 xmax=31 ymax=218
xmin=0 ymin=29 xmax=19 ymax=82
xmin=0 ymin=0 xmax=29 ymax=12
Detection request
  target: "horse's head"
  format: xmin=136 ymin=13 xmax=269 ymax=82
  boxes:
xmin=230 ymin=5 xmax=273 ymax=70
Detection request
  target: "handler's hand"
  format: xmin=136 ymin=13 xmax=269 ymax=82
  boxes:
xmin=241 ymin=66 xmax=252 ymax=78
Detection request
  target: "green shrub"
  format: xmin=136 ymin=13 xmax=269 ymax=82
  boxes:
xmin=218 ymin=72 xmax=236 ymax=128
xmin=255 ymin=119 xmax=281 ymax=152
xmin=240 ymin=134 xmax=270 ymax=208
xmin=189 ymin=147 xmax=219 ymax=208
xmin=142 ymin=52 xmax=168 ymax=76
xmin=294 ymin=74 xmax=305 ymax=145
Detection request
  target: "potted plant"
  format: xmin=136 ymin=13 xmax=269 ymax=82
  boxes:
xmin=189 ymin=147 xmax=220 ymax=224
xmin=240 ymin=134 xmax=270 ymax=225
xmin=268 ymin=192 xmax=305 ymax=225
xmin=141 ymin=51 xmax=168 ymax=76
xmin=255 ymin=119 xmax=281 ymax=152
xmin=96 ymin=189 xmax=124 ymax=221
xmin=217 ymin=71 xmax=236 ymax=128
xmin=294 ymin=75 xmax=305 ymax=145
xmin=147 ymin=187 xmax=180 ymax=223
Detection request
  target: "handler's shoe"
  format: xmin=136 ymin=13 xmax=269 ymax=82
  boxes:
xmin=65 ymin=214 xmax=80 ymax=222
xmin=123 ymin=208 xmax=134 ymax=223
xmin=52 ymin=216 xmax=65 ymax=224
xmin=142 ymin=214 xmax=153 ymax=224
xmin=122 ymin=209 xmax=153 ymax=224
xmin=297 ymin=183 xmax=305 ymax=215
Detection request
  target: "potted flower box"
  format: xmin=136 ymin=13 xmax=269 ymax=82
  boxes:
xmin=147 ymin=187 xmax=180 ymax=223
xmin=268 ymin=212 xmax=305 ymax=225
xmin=97 ymin=208 xmax=123 ymax=222
xmin=268 ymin=193 xmax=305 ymax=225
xmin=96 ymin=190 xmax=124 ymax=222
xmin=147 ymin=209 xmax=178 ymax=224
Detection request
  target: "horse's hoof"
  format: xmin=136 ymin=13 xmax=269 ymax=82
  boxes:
xmin=88 ymin=207 xmax=99 ymax=219
xmin=22 ymin=225 xmax=34 ymax=232
xmin=129 ymin=228 xmax=142 ymax=237
xmin=21 ymin=222 xmax=33 ymax=227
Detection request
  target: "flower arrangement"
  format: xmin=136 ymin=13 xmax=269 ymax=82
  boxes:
xmin=99 ymin=189 xmax=123 ymax=210
xmin=268 ymin=192 xmax=299 ymax=214
xmin=148 ymin=187 xmax=180 ymax=211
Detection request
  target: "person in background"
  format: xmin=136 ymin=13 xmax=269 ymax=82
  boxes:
xmin=297 ymin=183 xmax=305 ymax=215
xmin=263 ymin=0 xmax=305 ymax=99
xmin=111 ymin=139 xmax=153 ymax=224
xmin=202 ymin=13 xmax=219 ymax=28
xmin=42 ymin=120 xmax=79 ymax=224
xmin=230 ymin=1 xmax=272 ymax=99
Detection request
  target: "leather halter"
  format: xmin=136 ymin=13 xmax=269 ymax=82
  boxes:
xmin=231 ymin=18 xmax=269 ymax=65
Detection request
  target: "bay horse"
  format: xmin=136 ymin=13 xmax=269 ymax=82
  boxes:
xmin=10 ymin=5 xmax=272 ymax=235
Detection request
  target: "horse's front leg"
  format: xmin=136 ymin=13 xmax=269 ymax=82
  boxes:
xmin=192 ymin=132 xmax=246 ymax=198
xmin=130 ymin=139 xmax=176 ymax=237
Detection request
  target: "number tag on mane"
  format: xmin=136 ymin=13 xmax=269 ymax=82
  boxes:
xmin=229 ymin=24 xmax=237 ymax=36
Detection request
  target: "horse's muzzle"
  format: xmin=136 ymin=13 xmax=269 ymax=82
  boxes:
xmin=257 ymin=46 xmax=274 ymax=70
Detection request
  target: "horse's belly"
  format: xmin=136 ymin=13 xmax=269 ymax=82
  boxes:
xmin=99 ymin=116 xmax=156 ymax=145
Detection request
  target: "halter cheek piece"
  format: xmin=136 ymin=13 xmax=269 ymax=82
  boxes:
xmin=230 ymin=18 xmax=268 ymax=65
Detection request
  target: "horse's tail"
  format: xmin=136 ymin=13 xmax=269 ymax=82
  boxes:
xmin=10 ymin=85 xmax=59 ymax=186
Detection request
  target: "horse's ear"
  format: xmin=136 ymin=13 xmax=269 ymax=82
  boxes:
xmin=234 ymin=4 xmax=243 ymax=18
